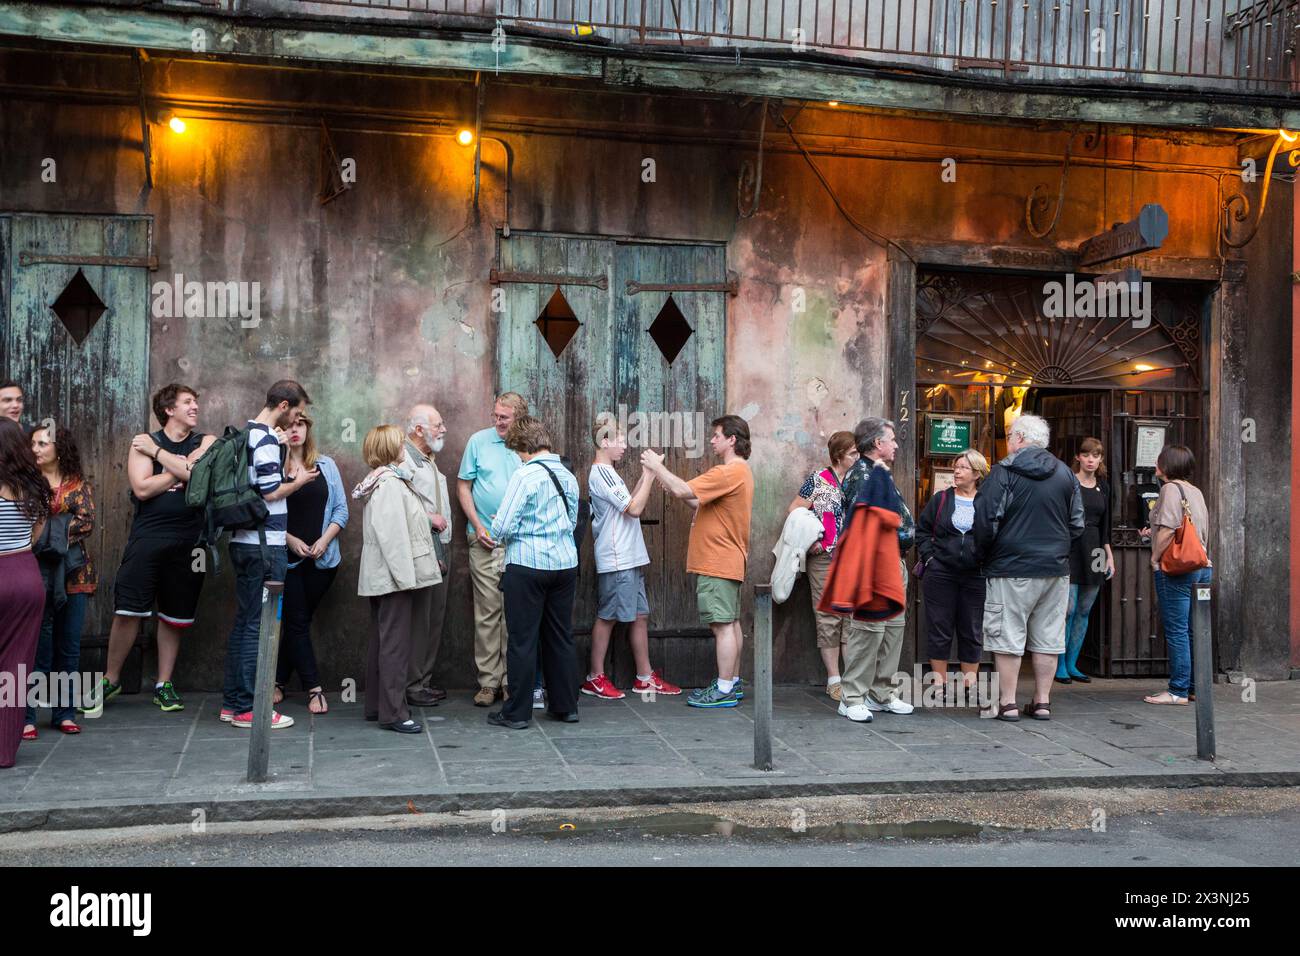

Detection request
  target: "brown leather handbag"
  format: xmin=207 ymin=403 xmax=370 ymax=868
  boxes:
xmin=1159 ymin=482 xmax=1210 ymax=575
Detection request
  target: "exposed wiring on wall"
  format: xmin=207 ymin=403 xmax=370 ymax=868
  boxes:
xmin=736 ymin=98 xmax=767 ymax=219
xmin=774 ymin=107 xmax=915 ymax=263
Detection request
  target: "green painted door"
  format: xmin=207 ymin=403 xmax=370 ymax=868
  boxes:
xmin=613 ymin=242 xmax=726 ymax=635
xmin=1 ymin=213 xmax=152 ymax=640
xmin=495 ymin=233 xmax=727 ymax=646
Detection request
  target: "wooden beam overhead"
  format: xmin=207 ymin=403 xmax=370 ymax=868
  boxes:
xmin=2 ymin=2 xmax=1298 ymax=132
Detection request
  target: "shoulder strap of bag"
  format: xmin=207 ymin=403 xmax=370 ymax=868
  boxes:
xmin=534 ymin=461 xmax=574 ymax=531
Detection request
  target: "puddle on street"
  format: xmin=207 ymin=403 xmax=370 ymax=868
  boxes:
xmin=520 ymin=812 xmax=984 ymax=842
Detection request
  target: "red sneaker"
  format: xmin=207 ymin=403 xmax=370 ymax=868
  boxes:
xmin=219 ymin=708 xmax=235 ymax=722
xmin=632 ymin=671 xmax=683 ymax=696
xmin=580 ymin=674 xmax=626 ymax=700
xmin=230 ymin=710 xmax=295 ymax=730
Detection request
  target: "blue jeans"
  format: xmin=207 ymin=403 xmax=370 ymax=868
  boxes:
xmin=26 ymin=592 xmax=89 ymax=726
xmin=1154 ymin=566 xmax=1213 ymax=697
xmin=222 ymin=542 xmax=288 ymax=715
xmin=1058 ymin=584 xmax=1101 ymax=677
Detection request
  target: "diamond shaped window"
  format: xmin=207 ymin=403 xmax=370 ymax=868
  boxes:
xmin=648 ymin=295 xmax=693 ymax=365
xmin=50 ymin=269 xmax=106 ymax=345
xmin=535 ymin=288 xmax=580 ymax=359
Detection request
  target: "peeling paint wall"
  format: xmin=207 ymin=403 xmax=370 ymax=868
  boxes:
xmin=0 ymin=49 xmax=1285 ymax=688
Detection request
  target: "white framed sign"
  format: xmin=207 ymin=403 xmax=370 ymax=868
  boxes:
xmin=932 ymin=468 xmax=956 ymax=493
xmin=1133 ymin=421 xmax=1167 ymax=469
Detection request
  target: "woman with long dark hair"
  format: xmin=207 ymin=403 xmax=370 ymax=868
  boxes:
xmin=0 ymin=418 xmax=52 ymax=768
xmin=24 ymin=424 xmax=97 ymax=737
xmin=274 ymin=415 xmax=348 ymax=715
xmin=1057 ymin=437 xmax=1113 ymax=684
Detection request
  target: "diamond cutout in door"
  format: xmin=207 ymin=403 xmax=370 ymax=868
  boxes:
xmin=50 ymin=269 xmax=107 ymax=345
xmin=648 ymin=295 xmax=693 ymax=365
xmin=535 ymin=288 xmax=581 ymax=359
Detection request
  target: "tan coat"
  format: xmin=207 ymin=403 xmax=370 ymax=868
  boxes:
xmin=357 ymin=470 xmax=442 ymax=597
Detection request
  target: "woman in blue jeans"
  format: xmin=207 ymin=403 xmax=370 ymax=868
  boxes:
xmin=24 ymin=425 xmax=97 ymax=738
xmin=1057 ymin=437 xmax=1113 ymax=683
xmin=1141 ymin=445 xmax=1212 ymax=705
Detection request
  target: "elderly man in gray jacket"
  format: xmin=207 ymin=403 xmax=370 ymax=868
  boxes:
xmin=974 ymin=414 xmax=1084 ymax=722
xmin=404 ymin=404 xmax=453 ymax=707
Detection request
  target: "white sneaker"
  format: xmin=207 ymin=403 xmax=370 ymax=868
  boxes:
xmin=532 ymin=688 xmax=546 ymax=710
xmin=866 ymin=697 xmax=914 ymax=715
xmin=837 ymin=701 xmax=874 ymax=723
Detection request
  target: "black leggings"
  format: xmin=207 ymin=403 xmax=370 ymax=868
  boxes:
xmin=276 ymin=561 xmax=338 ymax=690
xmin=921 ymin=565 xmax=986 ymax=665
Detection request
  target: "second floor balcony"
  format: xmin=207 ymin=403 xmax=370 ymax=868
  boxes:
xmin=229 ymin=0 xmax=1298 ymax=93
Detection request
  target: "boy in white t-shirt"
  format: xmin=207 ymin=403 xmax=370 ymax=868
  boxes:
xmin=581 ymin=414 xmax=682 ymax=699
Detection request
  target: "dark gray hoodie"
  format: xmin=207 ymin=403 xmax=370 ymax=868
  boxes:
xmin=973 ymin=446 xmax=1084 ymax=578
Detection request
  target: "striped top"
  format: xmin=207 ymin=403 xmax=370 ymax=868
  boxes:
xmin=0 ymin=497 xmax=33 ymax=551
xmin=231 ymin=421 xmax=288 ymax=547
xmin=489 ymin=453 xmax=579 ymax=571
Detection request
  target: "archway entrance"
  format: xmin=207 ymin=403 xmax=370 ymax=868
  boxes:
xmin=913 ymin=269 xmax=1208 ymax=676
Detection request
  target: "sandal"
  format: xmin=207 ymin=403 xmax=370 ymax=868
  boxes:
xmin=55 ymin=720 xmax=81 ymax=734
xmin=995 ymin=702 xmax=1020 ymax=722
xmin=1143 ymin=691 xmax=1189 ymax=705
xmin=272 ymin=682 xmax=286 ymax=705
xmin=21 ymin=725 xmax=37 ymax=741
xmin=308 ymin=690 xmax=328 ymax=715
xmin=1024 ymin=700 xmax=1052 ymax=720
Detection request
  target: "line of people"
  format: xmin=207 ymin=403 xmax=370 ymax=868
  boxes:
xmin=0 ymin=374 xmax=1213 ymax=770
xmin=788 ymin=413 xmax=1213 ymax=722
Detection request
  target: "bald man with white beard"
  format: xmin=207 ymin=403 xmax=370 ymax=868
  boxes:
xmin=404 ymin=403 xmax=452 ymax=706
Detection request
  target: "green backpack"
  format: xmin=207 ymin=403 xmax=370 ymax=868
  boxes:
xmin=186 ymin=424 xmax=271 ymax=562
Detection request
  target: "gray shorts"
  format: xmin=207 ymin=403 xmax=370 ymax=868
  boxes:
xmin=982 ymin=576 xmax=1069 ymax=657
xmin=597 ymin=567 xmax=650 ymax=623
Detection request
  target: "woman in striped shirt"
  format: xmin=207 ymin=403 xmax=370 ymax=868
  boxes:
xmin=487 ymin=416 xmax=580 ymax=730
xmin=0 ymin=418 xmax=52 ymax=768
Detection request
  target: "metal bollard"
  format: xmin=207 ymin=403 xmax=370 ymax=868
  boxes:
xmin=1192 ymin=581 xmax=1215 ymax=761
xmin=753 ymin=584 xmax=774 ymax=771
xmin=246 ymin=580 xmax=285 ymax=783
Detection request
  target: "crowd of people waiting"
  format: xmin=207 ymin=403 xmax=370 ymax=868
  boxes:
xmin=0 ymin=377 xmax=1212 ymax=769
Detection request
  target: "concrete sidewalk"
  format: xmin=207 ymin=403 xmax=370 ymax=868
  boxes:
xmin=3 ymin=679 xmax=1298 ymax=831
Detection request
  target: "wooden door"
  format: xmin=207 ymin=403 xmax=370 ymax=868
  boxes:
xmin=496 ymin=232 xmax=614 ymax=630
xmin=613 ymin=241 xmax=726 ymax=634
xmin=0 ymin=213 xmax=152 ymax=640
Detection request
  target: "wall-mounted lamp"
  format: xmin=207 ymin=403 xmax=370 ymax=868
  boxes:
xmin=457 ymin=128 xmax=474 ymax=147
xmin=168 ymin=115 xmax=187 ymax=135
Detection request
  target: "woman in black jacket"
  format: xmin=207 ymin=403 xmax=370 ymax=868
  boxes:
xmin=916 ymin=449 xmax=989 ymax=702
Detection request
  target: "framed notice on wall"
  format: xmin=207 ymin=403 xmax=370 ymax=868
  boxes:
xmin=925 ymin=414 xmax=975 ymax=457
xmin=1132 ymin=419 xmax=1168 ymax=469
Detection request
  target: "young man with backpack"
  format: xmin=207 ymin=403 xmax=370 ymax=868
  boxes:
xmin=83 ymin=384 xmax=216 ymax=715
xmin=581 ymin=413 xmax=681 ymax=700
xmin=215 ymin=380 xmax=316 ymax=729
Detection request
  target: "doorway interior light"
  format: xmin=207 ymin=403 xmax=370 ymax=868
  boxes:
xmin=1134 ymin=363 xmax=1155 ymax=372
xmin=828 ymin=101 xmax=839 ymax=107
xmin=167 ymin=115 xmax=186 ymax=135
xmin=456 ymin=128 xmax=475 ymax=146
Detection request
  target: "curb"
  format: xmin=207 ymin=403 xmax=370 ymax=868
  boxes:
xmin=4 ymin=770 xmax=1299 ymax=834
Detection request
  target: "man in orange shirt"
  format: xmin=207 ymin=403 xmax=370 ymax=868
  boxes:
xmin=641 ymin=415 xmax=754 ymax=708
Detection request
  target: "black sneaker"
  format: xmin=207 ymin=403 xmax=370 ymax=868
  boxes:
xmin=153 ymin=682 xmax=185 ymax=712
xmin=79 ymin=677 xmax=121 ymax=715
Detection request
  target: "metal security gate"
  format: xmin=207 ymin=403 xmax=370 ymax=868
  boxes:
xmin=913 ymin=269 xmax=1208 ymax=676
xmin=493 ymin=232 xmax=728 ymax=676
xmin=0 ymin=213 xmax=153 ymax=641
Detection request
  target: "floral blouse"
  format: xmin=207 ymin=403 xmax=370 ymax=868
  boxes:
xmin=799 ymin=467 xmax=845 ymax=554
xmin=53 ymin=477 xmax=97 ymax=594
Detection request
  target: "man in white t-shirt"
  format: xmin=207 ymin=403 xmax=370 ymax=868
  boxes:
xmin=581 ymin=413 xmax=682 ymax=699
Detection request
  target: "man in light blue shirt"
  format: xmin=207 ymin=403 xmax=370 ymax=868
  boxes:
xmin=457 ymin=392 xmax=525 ymax=705
xmin=486 ymin=416 xmax=581 ymax=730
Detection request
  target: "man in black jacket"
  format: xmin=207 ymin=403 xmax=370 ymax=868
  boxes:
xmin=974 ymin=414 xmax=1083 ymax=721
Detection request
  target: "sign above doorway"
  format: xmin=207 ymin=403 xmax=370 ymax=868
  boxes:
xmin=1078 ymin=205 xmax=1169 ymax=267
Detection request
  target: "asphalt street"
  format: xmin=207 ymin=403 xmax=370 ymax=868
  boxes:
xmin=4 ymin=786 xmax=1297 ymax=866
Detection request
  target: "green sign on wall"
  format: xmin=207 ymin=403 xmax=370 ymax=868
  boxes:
xmin=927 ymin=415 xmax=973 ymax=456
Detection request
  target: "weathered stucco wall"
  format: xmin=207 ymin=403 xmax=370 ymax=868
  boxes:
xmin=0 ymin=48 xmax=1285 ymax=689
